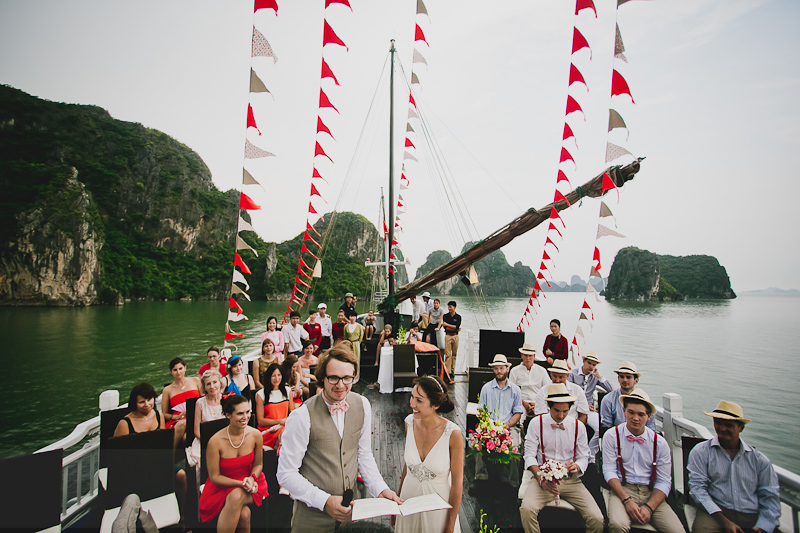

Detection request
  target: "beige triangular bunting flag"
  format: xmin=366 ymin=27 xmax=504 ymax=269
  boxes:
xmin=413 ymin=49 xmax=428 ymax=67
xmin=398 ymin=194 xmax=404 ymax=201
xmin=252 ymin=28 xmax=277 ymax=63
xmin=242 ymin=168 xmax=262 ymax=187
xmin=408 ymin=108 xmax=418 ymax=120
xmin=406 ymin=123 xmax=415 ymax=133
xmin=312 ymin=260 xmax=322 ymax=278
xmin=587 ymin=282 xmax=601 ymax=301
xmin=590 ymin=267 xmax=602 ymax=278
xmin=599 ymin=202 xmax=613 ymax=218
xmin=232 ymin=268 xmax=250 ymax=291
xmin=411 ymin=72 xmax=421 ymax=85
xmin=245 ymin=139 xmax=275 ymax=159
xmin=228 ymin=310 xmax=249 ymax=322
xmin=231 ymin=284 xmax=251 ymax=301
xmin=249 ymin=69 xmax=270 ymax=93
xmin=236 ymin=235 xmax=258 ymax=256
xmin=416 ymin=0 xmax=428 ymax=16
xmin=597 ymin=224 xmax=625 ymax=239
xmin=579 ymin=312 xmax=590 ymax=321
xmin=468 ymin=265 xmax=479 ymax=285
xmin=608 ymin=109 xmax=627 ymax=135
xmin=238 ymin=216 xmax=255 ymax=233
xmin=400 ymin=181 xmax=408 ymax=190
xmin=223 ymin=341 xmax=238 ymax=349
xmin=404 ymin=151 xmax=418 ymax=162
xmin=576 ymin=324 xmax=585 ymax=338
xmin=606 ymin=142 xmax=633 ymax=163
xmin=614 ymin=25 xmax=627 ymax=61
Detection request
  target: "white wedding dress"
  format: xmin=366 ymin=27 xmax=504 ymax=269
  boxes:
xmin=396 ymin=414 xmax=461 ymax=533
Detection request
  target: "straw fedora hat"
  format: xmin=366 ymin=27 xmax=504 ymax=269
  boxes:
xmin=488 ymin=354 xmax=512 ymax=367
xmin=704 ymin=400 xmax=750 ymax=424
xmin=545 ymin=382 xmax=577 ymax=403
xmin=518 ymin=343 xmax=538 ymax=356
xmin=614 ymin=361 xmax=642 ymax=378
xmin=548 ymin=360 xmax=570 ymax=374
xmin=583 ymin=352 xmax=601 ymax=364
xmin=619 ymin=388 xmax=656 ymax=415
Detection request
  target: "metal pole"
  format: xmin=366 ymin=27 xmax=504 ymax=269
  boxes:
xmin=388 ymin=39 xmax=396 ymax=297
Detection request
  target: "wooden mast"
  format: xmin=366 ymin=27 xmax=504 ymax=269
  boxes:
xmin=387 ymin=39 xmax=396 ymax=297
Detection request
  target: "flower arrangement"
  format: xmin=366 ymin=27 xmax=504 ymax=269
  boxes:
xmin=467 ymin=404 xmax=521 ymax=464
xmin=538 ymin=459 xmax=570 ymax=505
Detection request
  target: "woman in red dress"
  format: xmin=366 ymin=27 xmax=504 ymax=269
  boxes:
xmin=303 ymin=309 xmax=323 ymax=354
xmin=542 ymin=318 xmax=569 ymax=366
xmin=198 ymin=394 xmax=268 ymax=528
xmin=255 ymin=363 xmax=295 ymax=449
xmin=161 ymin=357 xmax=202 ymax=448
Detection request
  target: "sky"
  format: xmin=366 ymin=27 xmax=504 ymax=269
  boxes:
xmin=1 ymin=0 xmax=799 ymax=292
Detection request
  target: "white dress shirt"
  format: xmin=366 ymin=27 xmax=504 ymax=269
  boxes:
xmin=276 ymin=394 xmax=389 ymax=511
xmin=282 ymin=323 xmax=309 ymax=353
xmin=509 ymin=363 xmax=551 ymax=403
xmin=310 ymin=313 xmax=332 ymax=338
xmin=524 ymin=413 xmax=590 ymax=475
xmin=534 ymin=380 xmax=590 ymax=418
xmin=602 ymin=424 xmax=672 ymax=496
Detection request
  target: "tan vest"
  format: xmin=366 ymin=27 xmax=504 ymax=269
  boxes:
xmin=299 ymin=392 xmax=364 ymax=496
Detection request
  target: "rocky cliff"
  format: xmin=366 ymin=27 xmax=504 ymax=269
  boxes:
xmin=605 ymin=246 xmax=735 ymax=301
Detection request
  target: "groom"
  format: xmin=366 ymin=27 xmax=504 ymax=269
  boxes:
xmin=277 ymin=345 xmax=402 ymax=532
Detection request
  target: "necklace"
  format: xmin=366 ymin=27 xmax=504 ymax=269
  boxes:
xmin=176 ymin=378 xmax=187 ymax=390
xmin=227 ymin=426 xmax=245 ymax=449
xmin=135 ymin=410 xmax=154 ymax=420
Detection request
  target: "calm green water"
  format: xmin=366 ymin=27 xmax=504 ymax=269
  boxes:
xmin=2 ymin=294 xmax=798 ymax=473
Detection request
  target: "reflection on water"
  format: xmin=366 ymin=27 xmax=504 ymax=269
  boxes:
xmin=2 ymin=294 xmax=798 ymax=471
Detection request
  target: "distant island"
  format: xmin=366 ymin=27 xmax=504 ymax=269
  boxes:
xmin=605 ymin=247 xmax=735 ymax=301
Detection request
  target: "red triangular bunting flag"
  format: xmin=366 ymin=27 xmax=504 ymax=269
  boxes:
xmin=550 ymin=207 xmax=564 ymax=227
xmin=537 ymin=272 xmax=552 ymax=288
xmin=293 ymin=285 xmax=308 ymax=297
xmin=229 ymin=297 xmax=243 ymax=315
xmin=545 ymin=236 xmax=559 ymax=252
xmin=572 ymin=27 xmax=591 ymax=58
xmin=539 ymin=262 xmax=549 ymax=271
xmin=582 ymin=301 xmax=592 ymax=309
xmin=563 ymin=123 xmax=576 ymax=144
xmin=310 ymin=183 xmax=323 ymax=198
xmin=382 ymin=220 xmax=388 ymax=237
xmin=314 ymin=141 xmax=333 ymax=163
xmin=560 ymin=147 xmax=575 ymax=168
xmin=254 ymin=0 xmax=278 ymax=12
xmin=308 ymin=202 xmax=318 ymax=215
xmin=298 ymin=266 xmax=312 ymax=280
xmin=234 ymin=252 xmax=251 ymax=274
xmin=301 ymin=243 xmax=319 ymax=260
xmin=593 ymin=247 xmax=602 ymax=272
xmin=569 ymin=64 xmax=587 ymax=89
xmin=247 ymin=104 xmax=261 ymax=135
xmin=312 ymin=168 xmax=328 ymax=183
xmin=316 ymin=117 xmax=334 ymax=139
xmin=306 ymin=220 xmax=321 ymax=236
xmin=298 ymin=257 xmax=312 ymax=270
xmin=304 ymin=231 xmax=322 ymax=248
xmin=602 ymin=172 xmax=620 ymax=201
xmin=295 ymin=275 xmax=311 ymax=288
xmin=566 ymin=95 xmax=585 ymax=120
xmin=554 ymin=190 xmax=571 ymax=207
xmin=225 ymin=331 xmax=244 ymax=340
xmin=575 ymin=0 xmax=597 ymax=17
xmin=321 ymin=58 xmax=340 ymax=85
xmin=612 ymin=70 xmax=635 ymax=103
xmin=557 ymin=169 xmax=571 ymax=185
xmin=534 ymin=280 xmax=543 ymax=292
xmin=543 ymin=251 xmax=552 ymax=261
xmin=240 ymin=192 xmax=261 ymax=210
xmin=409 ymin=94 xmax=417 ymax=108
xmin=319 ymin=89 xmax=339 ymax=113
xmin=405 ymin=138 xmax=415 ymax=149
xmin=415 ymin=24 xmax=429 ymax=45
xmin=325 ymin=0 xmax=352 ymax=9
xmin=323 ymin=20 xmax=348 ymax=50
xmin=548 ymin=221 xmax=563 ymax=238
xmin=572 ymin=336 xmax=579 ymax=345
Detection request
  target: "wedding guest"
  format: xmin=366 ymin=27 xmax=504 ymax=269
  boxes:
xmin=602 ymin=389 xmax=683 ymax=533
xmin=424 ymin=298 xmax=444 ymax=348
xmin=298 ymin=340 xmax=319 ymax=391
xmin=520 ymin=383 xmax=604 ymax=533
xmin=533 ymin=360 xmax=589 ymax=424
xmin=441 ymin=301 xmax=462 ymax=377
xmin=283 ymin=311 xmax=309 ymax=357
xmin=261 ymin=316 xmax=285 ymax=356
xmin=375 ymin=324 xmax=396 ymax=359
xmin=331 ymin=309 xmax=347 ymax=343
xmin=404 ymin=321 xmax=423 ymax=343
xmin=343 ymin=313 xmax=364 ymax=380
xmin=199 ymin=346 xmax=228 ymax=377
xmin=364 ymin=310 xmax=376 ymax=341
xmin=688 ymin=400 xmax=780 ymax=533
xmin=568 ymin=352 xmax=613 ymax=407
xmin=162 ymin=357 xmax=202 ymax=448
xmin=542 ymin=319 xmax=568 ymax=366
xmin=252 ymin=338 xmax=280 ymax=390
xmin=277 ymin=345 xmax=402 ymax=531
xmin=303 ymin=309 xmax=323 ymax=355
xmin=282 ymin=355 xmax=305 ymax=404
xmin=255 ymin=363 xmax=295 ymax=450
xmin=599 ymin=361 xmax=655 ymax=435
xmin=223 ymin=355 xmax=255 ymax=397
xmin=314 ymin=303 xmax=333 ymax=351
xmin=198 ymin=395 xmax=268 ymax=528
xmin=338 ymin=292 xmax=357 ymax=319
xmin=509 ymin=343 xmax=550 ymax=432
xmin=395 ymin=376 xmax=462 ymax=533
xmin=191 ymin=369 xmax=225 ymax=467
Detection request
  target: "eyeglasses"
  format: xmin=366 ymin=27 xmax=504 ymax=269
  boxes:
xmin=326 ymin=375 xmax=355 ymax=385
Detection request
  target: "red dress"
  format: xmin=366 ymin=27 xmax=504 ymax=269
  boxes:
xmin=303 ymin=322 xmax=322 ymax=354
xmin=257 ymin=389 xmax=289 ymax=448
xmin=198 ymin=450 xmax=268 ymax=522
xmin=165 ymin=389 xmax=201 ymax=429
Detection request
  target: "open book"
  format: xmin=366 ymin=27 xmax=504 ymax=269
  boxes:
xmin=352 ymin=493 xmax=451 ymax=521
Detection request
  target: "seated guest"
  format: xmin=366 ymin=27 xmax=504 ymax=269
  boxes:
xmin=191 ymin=370 xmax=225 ymax=467
xmin=115 ymin=382 xmax=187 ymax=524
xmin=542 ymin=319 xmax=568 ymax=366
xmin=375 ymin=324 xmax=396 ymax=359
xmin=298 ymin=340 xmax=319 ymax=389
xmin=520 ymin=383 xmax=604 ymax=533
xmin=688 ymin=400 xmax=780 ymax=533
xmin=533 ymin=360 xmax=588 ymax=424
xmin=509 ymin=343 xmax=550 ymax=432
xmin=223 ymin=355 xmax=255 ymax=397
xmin=364 ymin=309 xmax=376 ymax=340
xmin=303 ymin=309 xmax=323 ymax=355
xmin=602 ymin=389 xmax=682 ymax=533
xmin=252 ymin=338 xmax=280 ymax=391
xmin=161 ymin=357 xmax=202 ymax=448
xmin=600 ymin=361 xmax=655 ymax=434
xmin=198 ymin=395 xmax=268 ymax=528
xmin=255 ymin=363 xmax=295 ymax=450
xmin=282 ymin=355 xmax=306 ymax=404
xmin=332 ymin=309 xmax=347 ymax=343
xmin=199 ymin=346 xmax=228 ymax=377
xmin=568 ymin=352 xmax=612 ymax=456
xmin=261 ymin=316 xmax=284 ymax=356
xmin=283 ymin=311 xmax=309 ymax=357
xmin=404 ymin=321 xmax=423 ymax=343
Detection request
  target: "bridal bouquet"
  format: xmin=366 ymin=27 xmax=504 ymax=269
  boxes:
xmin=467 ymin=404 xmax=520 ymax=464
xmin=538 ymin=459 xmax=570 ymax=505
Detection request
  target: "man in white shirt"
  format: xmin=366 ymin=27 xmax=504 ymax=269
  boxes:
xmin=520 ymin=383 xmax=604 ymax=533
xmin=311 ymin=303 xmax=333 ymax=351
xmin=283 ymin=311 xmax=309 ymax=356
xmin=533 ymin=360 xmax=589 ymax=424
xmin=602 ymin=388 xmax=683 ymax=533
xmin=277 ymin=346 xmax=402 ymax=532
xmin=509 ymin=343 xmax=550 ymax=432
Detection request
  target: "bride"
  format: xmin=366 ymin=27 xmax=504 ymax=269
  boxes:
xmin=395 ymin=375 xmax=463 ymax=533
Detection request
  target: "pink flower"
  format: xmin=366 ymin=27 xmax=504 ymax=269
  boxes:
xmin=500 ymin=443 xmax=508 ymax=451
xmin=512 ymin=447 xmax=518 ymax=453
xmin=486 ymin=441 xmax=496 ymax=451
xmin=490 ymin=430 xmax=496 ymax=437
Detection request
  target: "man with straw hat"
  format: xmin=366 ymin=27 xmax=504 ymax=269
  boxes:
xmin=602 ymin=388 xmax=683 ymax=533
xmin=687 ymin=401 xmax=780 ymax=533
xmin=509 ymin=343 xmax=551 ymax=432
xmin=568 ymin=352 xmax=613 ymax=407
xmin=520 ymin=383 xmax=604 ymax=533
xmin=600 ymin=361 xmax=655 ymax=435
xmin=533 ymin=360 xmax=589 ymax=425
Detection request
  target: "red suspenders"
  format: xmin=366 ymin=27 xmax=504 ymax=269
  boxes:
xmin=539 ymin=415 xmax=579 ymax=464
xmin=614 ymin=426 xmax=658 ymax=488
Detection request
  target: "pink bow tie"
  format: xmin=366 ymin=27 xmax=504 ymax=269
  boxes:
xmin=329 ymin=401 xmax=349 ymax=415
xmin=551 ymin=423 xmax=565 ymax=430
xmin=627 ymin=434 xmax=645 ymax=444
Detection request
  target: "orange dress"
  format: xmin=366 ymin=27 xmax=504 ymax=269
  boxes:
xmin=257 ymin=389 xmax=289 ymax=448
xmin=198 ymin=450 xmax=268 ymax=522
xmin=165 ymin=389 xmax=200 ymax=429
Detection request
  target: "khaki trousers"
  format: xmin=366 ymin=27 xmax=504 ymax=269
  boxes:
xmin=444 ymin=334 xmax=459 ymax=374
xmin=607 ymin=484 xmax=683 ymax=533
xmin=520 ymin=476 xmax=604 ymax=533
xmin=691 ymin=506 xmax=758 ymax=533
